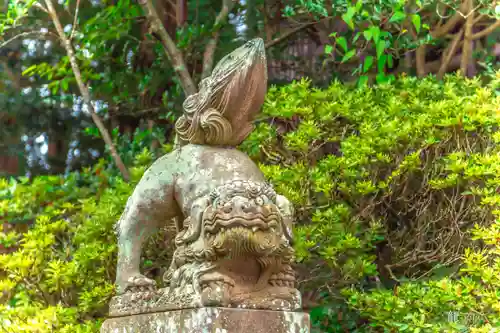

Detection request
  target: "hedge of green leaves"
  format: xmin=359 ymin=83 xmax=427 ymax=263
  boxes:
xmin=1 ymin=73 xmax=499 ymax=332
xmin=0 ymin=153 xmax=168 ymax=332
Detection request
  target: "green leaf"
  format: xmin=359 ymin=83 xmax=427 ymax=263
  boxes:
xmin=22 ymin=65 xmax=38 ymax=76
xmin=376 ymin=73 xmax=388 ymax=84
xmin=389 ymin=11 xmax=406 ymax=23
xmin=353 ymin=32 xmax=361 ymax=43
xmin=376 ymin=40 xmax=385 ymax=59
xmin=412 ymin=14 xmax=421 ymax=34
xmin=51 ymin=81 xmax=60 ymax=95
xmin=387 ymin=54 xmax=394 ymax=68
xmin=363 ymin=30 xmax=372 ymax=41
xmin=357 ymin=75 xmax=368 ymax=87
xmin=341 ymin=49 xmax=356 ymax=63
xmin=363 ymin=56 xmax=374 ymax=72
xmin=377 ymin=54 xmax=387 ymax=72
xmin=342 ymin=7 xmax=356 ymax=30
xmin=324 ymin=44 xmax=333 ymax=54
xmin=355 ymin=0 xmax=363 ymax=12
xmin=371 ymin=26 xmax=381 ymax=43
xmin=336 ymin=37 xmax=348 ymax=52
xmin=61 ymin=79 xmax=69 ymax=92
xmin=283 ymin=5 xmax=295 ymax=17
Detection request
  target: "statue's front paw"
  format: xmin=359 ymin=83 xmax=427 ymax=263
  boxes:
xmin=199 ymin=273 xmax=234 ymax=307
xmin=269 ymin=270 xmax=295 ymax=288
xmin=119 ymin=274 xmax=157 ymax=294
xmin=200 ymin=280 xmax=233 ymax=307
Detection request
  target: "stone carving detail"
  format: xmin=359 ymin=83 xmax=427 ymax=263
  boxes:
xmin=175 ymin=38 xmax=267 ymax=147
xmin=109 ymin=38 xmax=302 ymax=318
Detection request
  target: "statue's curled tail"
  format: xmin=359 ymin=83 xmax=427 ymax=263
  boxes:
xmin=175 ymin=38 xmax=268 ymax=147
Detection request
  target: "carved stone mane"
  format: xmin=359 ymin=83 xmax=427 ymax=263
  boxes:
xmin=175 ymin=38 xmax=268 ymax=147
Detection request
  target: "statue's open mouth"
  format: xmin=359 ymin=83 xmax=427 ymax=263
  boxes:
xmin=204 ymin=214 xmax=280 ymax=234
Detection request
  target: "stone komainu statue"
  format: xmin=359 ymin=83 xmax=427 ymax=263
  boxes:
xmin=109 ymin=38 xmax=301 ymax=317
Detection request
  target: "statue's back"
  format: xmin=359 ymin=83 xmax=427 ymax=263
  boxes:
xmin=172 ymin=144 xmax=266 ymax=215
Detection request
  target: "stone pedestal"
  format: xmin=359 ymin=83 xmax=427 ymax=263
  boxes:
xmin=100 ymin=307 xmax=310 ymax=333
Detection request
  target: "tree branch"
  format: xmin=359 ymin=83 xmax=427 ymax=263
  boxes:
xmin=426 ymin=53 xmax=461 ymax=74
xmin=264 ymin=23 xmax=316 ymax=49
xmin=431 ymin=2 xmax=468 ymax=39
xmin=44 ymin=0 xmax=130 ymax=182
xmin=460 ymin=0 xmax=474 ymax=76
xmin=69 ymin=0 xmax=81 ymax=41
xmin=33 ymin=2 xmax=49 ymax=13
xmin=416 ymin=45 xmax=426 ymax=77
xmin=437 ymin=29 xmax=464 ymax=79
xmin=472 ymin=14 xmax=486 ymax=25
xmin=471 ymin=19 xmax=500 ymax=40
xmin=201 ymin=0 xmax=236 ymax=79
xmin=138 ymin=0 xmax=197 ymax=96
xmin=0 ymin=31 xmax=57 ymax=50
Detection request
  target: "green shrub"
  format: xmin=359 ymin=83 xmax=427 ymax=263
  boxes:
xmin=0 ymin=149 xmax=173 ymax=332
xmin=1 ymin=73 xmax=499 ymax=332
xmin=240 ymin=72 xmax=500 ymax=332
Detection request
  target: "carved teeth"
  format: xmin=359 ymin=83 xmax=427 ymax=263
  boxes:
xmin=252 ymin=227 xmax=259 ymax=232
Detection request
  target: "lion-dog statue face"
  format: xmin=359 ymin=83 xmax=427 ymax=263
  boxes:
xmin=201 ymin=181 xmax=291 ymax=259
xmin=161 ymin=180 xmax=297 ymax=309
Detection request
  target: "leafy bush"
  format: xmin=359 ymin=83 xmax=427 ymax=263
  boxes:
xmin=1 ymin=73 xmax=499 ymax=332
xmin=0 ymin=149 xmax=172 ymax=332
xmin=240 ymin=72 xmax=500 ymax=332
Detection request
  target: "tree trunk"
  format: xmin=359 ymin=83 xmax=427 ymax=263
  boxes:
xmin=460 ymin=0 xmax=474 ymax=77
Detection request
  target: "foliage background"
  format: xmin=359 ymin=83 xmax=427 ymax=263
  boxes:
xmin=1 ymin=0 xmax=500 ymax=332
xmin=1 ymin=73 xmax=500 ymax=332
xmin=1 ymin=0 xmax=498 ymax=177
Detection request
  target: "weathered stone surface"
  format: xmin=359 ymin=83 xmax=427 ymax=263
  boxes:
xmin=110 ymin=38 xmax=306 ymax=319
xmin=101 ymin=308 xmax=310 ymax=333
xmin=175 ymin=38 xmax=267 ymax=147
xmin=109 ymin=286 xmax=302 ymax=317
xmin=113 ymin=151 xmax=302 ymax=312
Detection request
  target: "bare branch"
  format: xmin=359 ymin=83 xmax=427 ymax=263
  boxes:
xmin=33 ymin=2 xmax=49 ymax=13
xmin=471 ymin=19 xmax=500 ymax=40
xmin=425 ymin=54 xmax=462 ymax=74
xmin=264 ymin=23 xmax=316 ymax=49
xmin=437 ymin=29 xmax=464 ymax=79
xmin=431 ymin=2 xmax=468 ymax=39
xmin=436 ymin=0 xmax=483 ymax=19
xmin=460 ymin=0 xmax=474 ymax=76
xmin=473 ymin=14 xmax=486 ymax=24
xmin=69 ymin=0 xmax=81 ymax=41
xmin=0 ymin=30 xmax=57 ymax=50
xmin=416 ymin=45 xmax=426 ymax=77
xmin=138 ymin=0 xmax=197 ymax=96
xmin=201 ymin=0 xmax=236 ymax=79
xmin=44 ymin=0 xmax=130 ymax=182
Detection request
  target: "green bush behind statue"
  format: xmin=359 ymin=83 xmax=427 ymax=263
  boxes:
xmin=1 ymin=73 xmax=499 ymax=332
